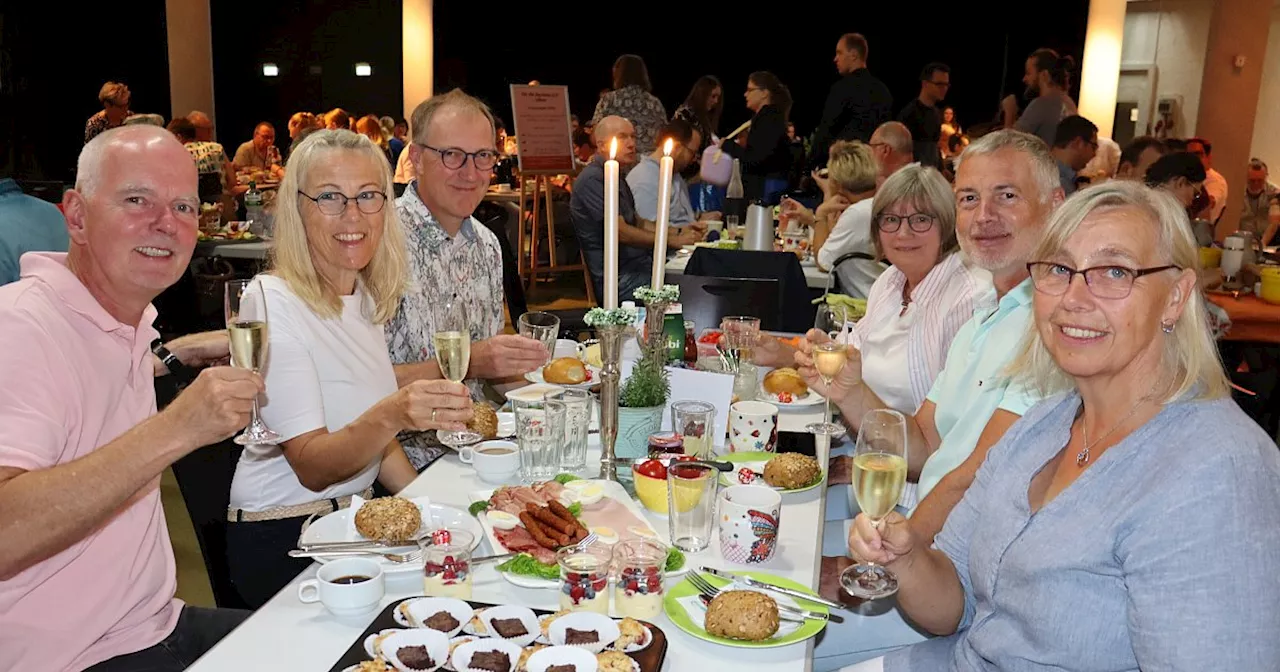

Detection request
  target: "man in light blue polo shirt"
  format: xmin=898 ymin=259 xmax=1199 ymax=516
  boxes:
xmin=0 ymin=179 xmax=69 ymax=285
xmin=803 ymin=131 xmax=1065 ymax=669
xmin=627 ymin=118 xmax=717 ymax=227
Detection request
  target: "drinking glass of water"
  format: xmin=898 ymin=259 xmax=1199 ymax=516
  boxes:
xmin=545 ymin=388 xmax=591 ymax=473
xmin=224 ymin=279 xmax=281 ymax=445
xmin=514 ymin=397 xmax=565 ymax=482
xmin=667 ymin=462 xmax=719 ymax=553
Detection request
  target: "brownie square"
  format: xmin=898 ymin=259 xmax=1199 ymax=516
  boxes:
xmin=396 ymin=645 xmax=434 ymax=670
xmin=546 ymin=665 xmax=577 ymax=672
xmin=491 ymin=617 xmax=529 ymax=639
xmin=564 ymin=628 xmax=599 ymax=645
xmin=469 ymin=650 xmax=511 ymax=672
xmin=424 ymin=610 xmax=460 ymax=632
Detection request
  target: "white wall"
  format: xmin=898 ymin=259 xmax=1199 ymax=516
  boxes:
xmin=1121 ymin=0 xmax=1213 ymax=136
xmin=1251 ymin=3 xmax=1280 ymax=170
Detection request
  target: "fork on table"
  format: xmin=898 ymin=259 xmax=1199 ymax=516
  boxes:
xmin=687 ymin=572 xmax=830 ymax=623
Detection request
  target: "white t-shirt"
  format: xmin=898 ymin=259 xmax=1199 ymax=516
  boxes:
xmin=1204 ymin=167 xmax=1229 ymax=223
xmin=228 ymin=275 xmax=398 ymax=511
xmin=815 ymin=198 xmax=885 ymax=299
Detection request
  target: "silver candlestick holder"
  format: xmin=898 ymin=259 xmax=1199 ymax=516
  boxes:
xmin=596 ymin=323 xmax=627 ymax=482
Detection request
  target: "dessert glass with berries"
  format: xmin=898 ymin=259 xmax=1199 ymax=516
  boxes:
xmin=419 ymin=528 xmax=474 ymax=599
xmin=613 ymin=539 xmax=666 ymax=619
xmin=556 ymin=545 xmax=613 ymax=614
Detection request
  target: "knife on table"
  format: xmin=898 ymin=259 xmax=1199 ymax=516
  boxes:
xmin=701 ymin=566 xmax=847 ymax=611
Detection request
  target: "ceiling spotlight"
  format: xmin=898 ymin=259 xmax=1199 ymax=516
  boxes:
xmin=355 ymin=63 xmax=372 ymax=77
xmin=262 ymin=63 xmax=279 ymax=77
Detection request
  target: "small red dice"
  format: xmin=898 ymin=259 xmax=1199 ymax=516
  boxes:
xmin=737 ymin=467 xmax=757 ymax=485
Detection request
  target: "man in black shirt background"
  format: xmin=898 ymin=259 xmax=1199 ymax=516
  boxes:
xmin=897 ymin=62 xmax=950 ymax=169
xmin=808 ymin=33 xmax=893 ymax=170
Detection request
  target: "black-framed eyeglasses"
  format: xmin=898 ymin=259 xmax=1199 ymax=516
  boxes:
xmin=927 ymin=80 xmax=951 ymax=88
xmin=297 ymin=189 xmax=388 ymax=216
xmin=876 ymin=213 xmax=936 ymax=234
xmin=1027 ymin=262 xmax=1180 ymax=299
xmin=419 ymin=143 xmax=499 ymax=171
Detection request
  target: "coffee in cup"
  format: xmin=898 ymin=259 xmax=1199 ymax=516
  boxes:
xmin=461 ymin=440 xmax=522 ymax=484
xmin=298 ymin=557 xmax=385 ymax=617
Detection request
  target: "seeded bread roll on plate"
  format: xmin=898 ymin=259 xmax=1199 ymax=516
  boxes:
xmin=703 ymin=590 xmax=780 ymax=641
xmin=354 ymin=496 xmax=422 ymax=542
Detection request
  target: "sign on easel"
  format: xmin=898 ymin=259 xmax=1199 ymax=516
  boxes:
xmin=509 ymin=84 xmax=575 ymax=174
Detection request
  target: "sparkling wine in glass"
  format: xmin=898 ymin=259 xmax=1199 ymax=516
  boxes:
xmin=841 ymin=408 xmax=908 ymax=600
xmin=225 ymin=279 xmax=282 ymax=445
xmin=806 ymin=341 xmax=848 ymax=438
xmin=434 ymin=295 xmax=480 ymax=448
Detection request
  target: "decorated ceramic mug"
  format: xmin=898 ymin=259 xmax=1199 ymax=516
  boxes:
xmin=727 ymin=400 xmax=779 ymax=454
xmin=717 ymin=485 xmax=782 ymax=564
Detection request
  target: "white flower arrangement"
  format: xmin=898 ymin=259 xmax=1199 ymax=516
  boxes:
xmin=632 ymin=284 xmax=680 ymax=304
xmin=584 ymin=307 xmax=639 ymax=327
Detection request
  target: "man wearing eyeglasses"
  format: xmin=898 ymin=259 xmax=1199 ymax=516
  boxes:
xmin=387 ymin=90 xmax=550 ymax=470
xmin=896 ymin=62 xmax=950 ymax=169
xmin=1049 ymin=115 xmax=1099 ymax=196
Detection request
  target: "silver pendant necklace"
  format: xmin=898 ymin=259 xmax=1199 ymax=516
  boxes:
xmin=1076 ymin=397 xmax=1149 ymax=467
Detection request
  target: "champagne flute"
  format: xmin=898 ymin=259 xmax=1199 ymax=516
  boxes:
xmin=805 ymin=341 xmax=848 ymax=438
xmin=433 ymin=295 xmax=480 ymax=448
xmin=814 ymin=302 xmax=844 ymax=340
xmin=224 ymin=279 xmax=282 ymax=445
xmin=841 ymin=408 xmax=908 ymax=600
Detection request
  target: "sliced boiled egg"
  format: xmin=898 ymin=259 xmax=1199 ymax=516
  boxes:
xmin=591 ymin=526 xmax=620 ymax=545
xmin=486 ymin=510 xmax=520 ymax=530
xmin=628 ymin=525 xmax=660 ymax=540
xmin=564 ymin=480 xmax=606 ymax=507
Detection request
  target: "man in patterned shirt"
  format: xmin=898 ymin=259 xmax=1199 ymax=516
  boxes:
xmin=387 ymin=90 xmax=549 ymax=469
xmin=84 ymin=82 xmax=132 ymax=144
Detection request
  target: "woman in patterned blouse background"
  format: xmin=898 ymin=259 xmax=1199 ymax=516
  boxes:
xmin=592 ymin=54 xmax=667 ymax=155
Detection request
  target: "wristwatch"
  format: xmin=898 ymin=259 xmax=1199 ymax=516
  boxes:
xmin=151 ymin=339 xmax=193 ymax=380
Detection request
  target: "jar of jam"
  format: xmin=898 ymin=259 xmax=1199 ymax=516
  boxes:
xmin=683 ymin=320 xmax=697 ymax=364
xmin=647 ymin=431 xmax=684 ymax=457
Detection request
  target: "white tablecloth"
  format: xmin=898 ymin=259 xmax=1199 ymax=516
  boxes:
xmin=187 ymin=404 xmax=919 ymax=671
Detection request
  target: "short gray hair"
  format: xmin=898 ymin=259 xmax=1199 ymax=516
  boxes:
xmin=955 ymin=129 xmax=1059 ymax=203
xmin=1009 ymin=180 xmax=1229 ymax=403
xmin=410 ymin=89 xmax=496 ymax=145
xmin=872 ymin=121 xmax=912 ymax=156
xmin=870 ymin=163 xmax=958 ymax=260
xmin=76 ymin=125 xmax=177 ymax=197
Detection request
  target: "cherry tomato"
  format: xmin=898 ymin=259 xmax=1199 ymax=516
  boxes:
xmin=634 ymin=459 xmax=667 ymax=480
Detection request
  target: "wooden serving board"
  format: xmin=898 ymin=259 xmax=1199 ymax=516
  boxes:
xmin=327 ymin=598 xmax=669 ymax=672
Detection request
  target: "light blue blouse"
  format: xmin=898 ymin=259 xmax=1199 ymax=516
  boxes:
xmin=887 ymin=392 xmax=1280 ymax=672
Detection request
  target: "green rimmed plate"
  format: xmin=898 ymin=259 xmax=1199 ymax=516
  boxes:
xmin=717 ymin=452 xmax=826 ymax=493
xmin=662 ymin=570 xmax=829 ymax=648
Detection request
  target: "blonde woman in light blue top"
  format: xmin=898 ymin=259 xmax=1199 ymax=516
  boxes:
xmin=845 ymin=182 xmax=1280 ymax=672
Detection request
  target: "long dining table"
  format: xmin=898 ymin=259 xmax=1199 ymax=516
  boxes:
xmin=187 ymin=399 xmax=924 ymax=671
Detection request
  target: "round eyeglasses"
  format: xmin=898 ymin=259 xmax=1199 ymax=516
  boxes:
xmin=876 ymin=213 xmax=936 ymax=234
xmin=419 ymin=143 xmax=500 ymax=171
xmin=297 ymin=190 xmax=388 ymax=216
xmin=1027 ymin=262 xmax=1179 ymax=299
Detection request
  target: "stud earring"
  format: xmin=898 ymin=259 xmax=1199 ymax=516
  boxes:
xmin=1161 ymin=320 xmax=1175 ymax=334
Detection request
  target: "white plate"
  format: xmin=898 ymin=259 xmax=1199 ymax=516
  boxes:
xmin=298 ymin=503 xmax=483 ymax=575
xmin=470 ymin=480 xmax=679 ymax=590
xmin=757 ymin=386 xmax=826 ymax=408
xmin=503 ymin=383 xmax=564 ymax=402
xmin=523 ymin=364 xmax=602 ymax=389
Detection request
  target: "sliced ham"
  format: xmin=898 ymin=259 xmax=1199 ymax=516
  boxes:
xmin=493 ymin=526 xmax=556 ymax=564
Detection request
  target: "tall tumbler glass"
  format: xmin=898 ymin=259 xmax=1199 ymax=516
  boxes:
xmin=667 ymin=462 xmax=719 ymax=553
xmin=671 ymin=400 xmax=716 ymax=459
xmin=518 ymin=311 xmax=561 ymax=360
xmin=546 ymin=388 xmax=591 ymax=473
xmin=514 ymin=397 xmax=566 ymax=482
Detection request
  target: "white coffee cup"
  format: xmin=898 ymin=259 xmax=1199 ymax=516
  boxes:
xmin=705 ymin=220 xmax=724 ymax=233
xmin=553 ymin=338 xmax=584 ymax=360
xmin=461 ymin=440 xmax=522 ymax=484
xmin=717 ymin=484 xmax=782 ymax=564
xmin=727 ymin=400 xmax=780 ymax=454
xmin=297 ymin=557 xmax=385 ymax=617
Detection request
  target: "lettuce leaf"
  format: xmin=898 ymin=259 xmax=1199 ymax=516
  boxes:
xmin=496 ymin=553 xmax=560 ymax=581
xmin=554 ymin=473 xmax=583 ymax=484
xmin=467 ymin=500 xmax=489 ymax=517
xmin=665 ymin=546 xmax=686 ymax=572
xmin=567 ymin=502 xmax=583 ymax=518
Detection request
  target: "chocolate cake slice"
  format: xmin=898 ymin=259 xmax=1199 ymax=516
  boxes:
xmin=469 ymin=650 xmax=511 ymax=672
xmin=396 ymin=645 xmax=434 ymax=670
xmin=546 ymin=665 xmax=577 ymax=672
xmin=563 ymin=628 xmax=599 ymax=645
xmin=424 ymin=610 xmax=460 ymax=632
xmin=490 ymin=617 xmax=529 ymax=639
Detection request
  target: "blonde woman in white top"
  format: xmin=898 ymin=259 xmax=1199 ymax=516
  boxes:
xmin=225 ymin=130 xmax=474 ymax=608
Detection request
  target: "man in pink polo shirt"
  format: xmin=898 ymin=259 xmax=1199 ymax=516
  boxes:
xmin=0 ymin=125 xmax=264 ymax=671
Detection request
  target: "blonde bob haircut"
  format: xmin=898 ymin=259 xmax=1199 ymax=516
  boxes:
xmin=826 ymin=140 xmax=878 ymax=195
xmin=268 ymin=129 xmax=407 ymax=324
xmin=870 ymin=163 xmax=958 ymax=262
xmin=1009 ymin=180 xmax=1229 ymax=403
